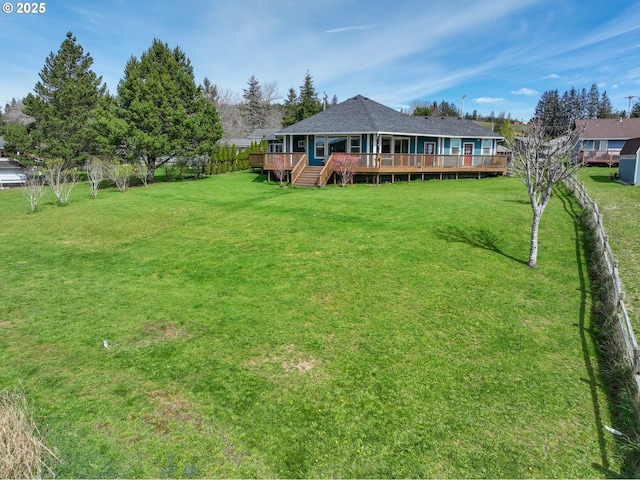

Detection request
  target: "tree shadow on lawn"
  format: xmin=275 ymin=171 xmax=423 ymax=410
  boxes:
xmin=434 ymin=225 xmax=527 ymax=265
xmin=555 ymin=186 xmax=623 ymax=478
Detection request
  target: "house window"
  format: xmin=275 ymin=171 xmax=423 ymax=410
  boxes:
xmin=596 ymin=140 xmax=608 ymax=151
xmin=424 ymin=142 xmax=436 ymax=155
xmin=482 ymin=139 xmax=492 ymax=155
xmin=270 ymin=142 xmax=283 ymax=153
xmin=315 ymin=137 xmax=325 ymax=159
xmin=350 ymin=136 xmax=361 ymax=153
xmin=381 ymin=137 xmax=392 ymax=154
xmin=328 ymin=137 xmax=347 ymax=154
xmin=394 ymin=138 xmax=409 ymax=154
xmin=450 ymin=138 xmax=461 ymax=155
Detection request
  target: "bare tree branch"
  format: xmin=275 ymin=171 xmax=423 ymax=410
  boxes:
xmin=509 ymin=119 xmax=583 ymax=267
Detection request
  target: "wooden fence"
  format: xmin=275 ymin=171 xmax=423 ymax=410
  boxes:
xmin=564 ymin=176 xmax=640 ymax=391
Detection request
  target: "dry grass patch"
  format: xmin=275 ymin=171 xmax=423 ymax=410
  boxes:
xmin=145 ymin=390 xmax=202 ymax=438
xmin=0 ymin=390 xmax=57 ymax=479
xmin=245 ymin=344 xmax=321 ymax=378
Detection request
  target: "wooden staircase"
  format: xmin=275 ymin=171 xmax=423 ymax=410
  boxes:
xmin=293 ymin=166 xmax=324 ymax=187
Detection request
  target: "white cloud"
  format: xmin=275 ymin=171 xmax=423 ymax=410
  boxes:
xmin=544 ymin=74 xmax=560 ymax=79
xmin=325 ymin=25 xmax=376 ymax=34
xmin=511 ymin=88 xmax=538 ymax=96
xmin=474 ymin=97 xmax=504 ymax=104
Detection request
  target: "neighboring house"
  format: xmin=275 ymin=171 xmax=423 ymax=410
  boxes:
xmin=618 ymin=137 xmax=640 ymax=185
xmin=248 ymin=128 xmax=278 ymax=144
xmin=0 ymin=137 xmax=26 ymax=188
xmin=252 ymin=95 xmax=506 ymax=187
xmin=218 ymin=137 xmax=252 ymax=152
xmin=574 ymin=118 xmax=640 ymax=166
xmin=218 ymin=128 xmax=279 ymax=153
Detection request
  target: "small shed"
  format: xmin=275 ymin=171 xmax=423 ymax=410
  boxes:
xmin=618 ymin=137 xmax=640 ymax=185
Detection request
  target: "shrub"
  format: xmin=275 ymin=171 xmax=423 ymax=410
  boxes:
xmin=333 ymin=153 xmax=360 ymax=186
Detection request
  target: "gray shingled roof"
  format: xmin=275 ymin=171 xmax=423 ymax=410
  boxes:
xmin=277 ymin=95 xmax=501 ymax=138
xmin=575 ymin=118 xmax=640 ymax=140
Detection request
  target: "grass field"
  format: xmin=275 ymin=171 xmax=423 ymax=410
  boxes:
xmin=578 ymin=167 xmax=640 ymax=333
xmin=0 ymin=171 xmax=626 ymax=477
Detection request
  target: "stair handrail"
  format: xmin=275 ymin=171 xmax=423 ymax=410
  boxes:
xmin=318 ymin=155 xmax=335 ymax=187
xmin=290 ymin=154 xmax=307 ymax=185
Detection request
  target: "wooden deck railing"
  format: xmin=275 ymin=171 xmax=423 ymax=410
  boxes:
xmin=354 ymin=153 xmax=507 ymax=170
xmin=580 ymin=150 xmax=620 ymax=166
xmin=318 ymin=156 xmax=335 ymax=187
xmin=251 ymin=153 xmax=507 ymax=173
xmin=290 ymin=155 xmax=307 ymax=185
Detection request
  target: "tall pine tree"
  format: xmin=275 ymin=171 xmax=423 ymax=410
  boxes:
xmin=23 ymin=32 xmax=106 ymax=165
xmin=282 ymin=87 xmax=299 ymax=127
xmin=297 ymin=71 xmax=322 ymax=122
xmin=242 ymin=75 xmax=267 ymax=132
xmin=116 ymin=39 xmax=222 ymax=183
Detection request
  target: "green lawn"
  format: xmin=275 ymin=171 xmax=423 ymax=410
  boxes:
xmin=0 ymin=172 xmax=624 ymax=477
xmin=578 ymin=167 xmax=640 ymax=333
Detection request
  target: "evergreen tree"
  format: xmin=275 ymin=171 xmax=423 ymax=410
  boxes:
xmin=412 ymin=106 xmax=432 ymax=116
xmin=282 ymin=87 xmax=298 ymax=127
xmin=631 ymin=100 xmax=640 ymax=118
xmin=534 ymin=89 xmax=565 ymax=136
xmin=242 ymin=75 xmax=267 ymax=132
xmin=201 ymin=77 xmax=218 ymax=104
xmin=331 ymin=95 xmax=339 ymax=107
xmin=116 ymin=39 xmax=223 ymax=183
xmin=578 ymin=87 xmax=588 ymax=119
xmin=22 ymin=31 xmax=106 ymax=165
xmin=297 ymin=71 xmax=322 ymax=122
xmin=586 ymin=83 xmax=600 ymax=119
xmin=598 ymin=91 xmax=614 ymax=118
xmin=438 ymin=100 xmax=459 ymax=117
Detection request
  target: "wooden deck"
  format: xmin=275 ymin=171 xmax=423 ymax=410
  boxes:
xmin=250 ymin=152 xmax=508 ymax=186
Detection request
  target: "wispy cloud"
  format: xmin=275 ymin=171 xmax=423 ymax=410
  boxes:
xmin=325 ymin=25 xmax=375 ymax=34
xmin=474 ymin=97 xmax=504 ymax=104
xmin=544 ymin=74 xmax=561 ymax=79
xmin=511 ymin=88 xmax=538 ymax=96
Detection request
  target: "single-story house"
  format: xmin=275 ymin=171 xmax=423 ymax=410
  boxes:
xmin=618 ymin=137 xmax=640 ymax=185
xmin=218 ymin=129 xmax=279 ymax=153
xmin=248 ymin=128 xmax=278 ymax=143
xmin=574 ymin=118 xmax=640 ymax=166
xmin=251 ymin=95 xmax=506 ymax=186
xmin=0 ymin=158 xmax=27 ymax=188
xmin=0 ymin=136 xmax=27 ymax=188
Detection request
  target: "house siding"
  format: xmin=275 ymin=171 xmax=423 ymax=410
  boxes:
xmin=619 ymin=154 xmax=640 ymax=185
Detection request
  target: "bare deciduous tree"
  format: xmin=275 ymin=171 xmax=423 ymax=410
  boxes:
xmin=43 ymin=158 xmax=80 ymax=205
xmin=133 ymin=163 xmax=149 ymax=187
xmin=2 ymin=98 xmax=34 ymax=126
xmin=22 ymin=172 xmax=45 ymax=212
xmin=106 ymin=161 xmax=135 ymax=192
xmin=87 ymin=157 xmax=107 ymax=199
xmin=510 ymin=120 xmax=582 ymax=268
xmin=272 ymin=154 xmax=289 ymax=187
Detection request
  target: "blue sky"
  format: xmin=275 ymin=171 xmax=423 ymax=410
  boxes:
xmin=2 ymin=0 xmax=640 ymax=121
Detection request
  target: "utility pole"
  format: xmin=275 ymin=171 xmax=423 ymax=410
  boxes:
xmin=461 ymin=94 xmax=466 ymax=118
xmin=626 ymin=95 xmax=635 ymax=117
